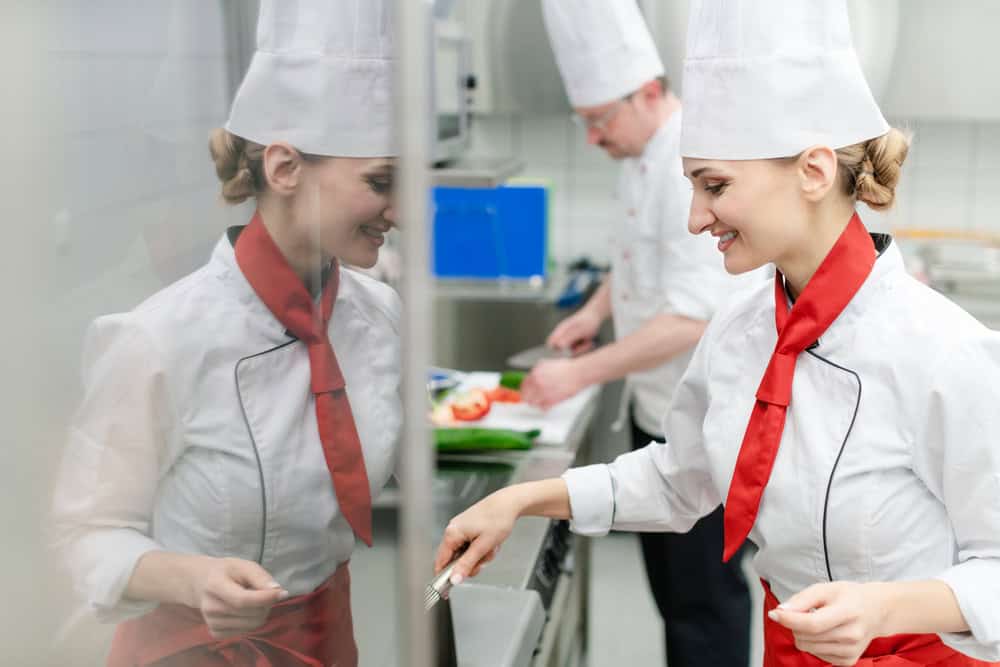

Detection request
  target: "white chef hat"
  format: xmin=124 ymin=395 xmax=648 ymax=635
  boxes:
xmin=541 ymin=0 xmax=665 ymax=109
xmin=226 ymin=0 xmax=395 ymax=158
xmin=680 ymin=0 xmax=889 ymax=160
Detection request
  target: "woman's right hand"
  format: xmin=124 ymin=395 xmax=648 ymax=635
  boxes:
xmin=434 ymin=488 xmax=522 ymax=585
xmin=189 ymin=557 xmax=289 ymax=638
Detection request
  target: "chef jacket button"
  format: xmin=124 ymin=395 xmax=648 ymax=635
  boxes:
xmin=623 ymin=250 xmax=632 ymax=261
xmin=639 ymin=164 xmax=647 ymax=174
xmin=627 ymin=208 xmax=636 ymax=217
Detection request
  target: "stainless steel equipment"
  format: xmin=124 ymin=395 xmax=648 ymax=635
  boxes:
xmin=431 ymin=18 xmax=473 ymax=164
xmin=506 ymin=345 xmax=570 ymax=370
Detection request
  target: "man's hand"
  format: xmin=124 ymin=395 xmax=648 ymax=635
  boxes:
xmin=521 ymin=358 xmax=587 ymax=409
xmin=546 ymin=308 xmax=602 ymax=355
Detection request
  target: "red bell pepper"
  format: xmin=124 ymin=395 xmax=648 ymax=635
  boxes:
xmin=450 ymin=389 xmax=491 ymax=421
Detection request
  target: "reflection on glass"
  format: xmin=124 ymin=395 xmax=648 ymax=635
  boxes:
xmin=50 ymin=1 xmax=401 ymax=664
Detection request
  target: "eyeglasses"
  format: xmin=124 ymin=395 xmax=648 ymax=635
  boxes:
xmin=571 ymin=95 xmax=633 ymax=132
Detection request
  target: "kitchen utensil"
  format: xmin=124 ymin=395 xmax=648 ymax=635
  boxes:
xmin=425 ymin=548 xmax=467 ymax=611
xmin=505 ymin=345 xmax=570 ymax=370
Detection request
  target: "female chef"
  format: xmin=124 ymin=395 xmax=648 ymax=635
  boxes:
xmin=434 ymin=1 xmax=1000 ymax=664
xmin=51 ymin=1 xmax=400 ymax=665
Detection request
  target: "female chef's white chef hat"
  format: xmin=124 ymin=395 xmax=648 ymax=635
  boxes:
xmin=541 ymin=0 xmax=665 ymax=109
xmin=225 ymin=0 xmax=395 ymax=158
xmin=680 ymin=0 xmax=889 ymax=160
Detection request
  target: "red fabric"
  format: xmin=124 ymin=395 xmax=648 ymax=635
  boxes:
xmin=722 ymin=214 xmax=876 ymax=561
xmin=235 ymin=213 xmax=372 ymax=546
xmin=107 ymin=563 xmax=357 ymax=667
xmin=762 ymin=581 xmax=997 ymax=667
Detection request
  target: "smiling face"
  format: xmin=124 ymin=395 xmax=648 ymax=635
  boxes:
xmin=247 ymin=140 xmax=399 ymax=280
xmin=683 ymin=157 xmax=810 ymax=275
xmin=293 ymin=156 xmax=397 ymax=269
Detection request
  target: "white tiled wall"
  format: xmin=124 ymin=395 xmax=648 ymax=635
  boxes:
xmin=36 ymin=1 xmax=254 ymax=412
xmin=472 ymin=112 xmax=1000 ymax=266
xmin=39 ymin=1 xmax=249 ymax=301
xmin=896 ymin=121 xmax=1000 ymax=232
xmin=471 ymin=113 xmax=620 ymax=265
xmin=7 ymin=3 xmax=250 ymax=663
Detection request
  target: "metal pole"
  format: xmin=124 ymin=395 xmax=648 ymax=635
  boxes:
xmin=396 ymin=1 xmax=434 ymax=666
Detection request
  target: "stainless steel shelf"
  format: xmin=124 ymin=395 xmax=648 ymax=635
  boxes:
xmin=431 ymin=156 xmax=525 ymax=188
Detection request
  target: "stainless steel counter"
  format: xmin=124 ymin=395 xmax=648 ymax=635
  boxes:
xmin=353 ymin=386 xmax=600 ymax=667
xmin=434 ymin=274 xmax=564 ymax=303
xmin=435 ymin=391 xmax=596 ymax=589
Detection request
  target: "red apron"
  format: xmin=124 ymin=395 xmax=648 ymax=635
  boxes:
xmin=107 ymin=562 xmax=357 ymax=667
xmin=763 ymin=582 xmax=997 ymax=667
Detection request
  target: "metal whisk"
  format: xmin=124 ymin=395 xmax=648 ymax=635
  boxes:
xmin=425 ymin=551 xmax=464 ymax=611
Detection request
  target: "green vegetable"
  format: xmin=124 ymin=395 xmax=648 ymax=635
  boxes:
xmin=434 ymin=427 xmax=541 ymax=452
xmin=499 ymin=370 xmax=527 ymax=390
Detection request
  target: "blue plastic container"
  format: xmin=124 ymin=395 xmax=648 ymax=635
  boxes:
xmin=432 ymin=185 xmax=547 ymax=280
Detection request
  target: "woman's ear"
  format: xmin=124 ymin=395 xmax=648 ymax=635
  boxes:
xmin=262 ymin=142 xmax=303 ymax=196
xmin=795 ymin=145 xmax=838 ymax=203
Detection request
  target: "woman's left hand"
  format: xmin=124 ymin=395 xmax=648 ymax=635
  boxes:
xmin=768 ymin=581 xmax=889 ymax=666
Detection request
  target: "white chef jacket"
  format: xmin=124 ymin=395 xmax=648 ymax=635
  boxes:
xmin=611 ymin=109 xmax=761 ymax=435
xmin=566 ymin=235 xmax=1000 ymax=660
xmin=51 ymin=230 xmax=402 ymax=624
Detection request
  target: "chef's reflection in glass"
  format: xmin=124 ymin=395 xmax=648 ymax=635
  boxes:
xmin=436 ymin=1 xmax=1000 ymax=665
xmin=50 ymin=1 xmax=400 ymax=664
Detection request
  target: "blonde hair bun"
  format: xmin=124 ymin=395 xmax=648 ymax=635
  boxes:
xmin=837 ymin=127 xmax=911 ymax=211
xmin=208 ymin=128 xmax=262 ymax=205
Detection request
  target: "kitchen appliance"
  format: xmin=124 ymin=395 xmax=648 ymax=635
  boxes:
xmin=431 ymin=18 xmax=473 ymax=164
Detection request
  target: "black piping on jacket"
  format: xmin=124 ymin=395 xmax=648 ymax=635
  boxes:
xmin=805 ymin=348 xmax=863 ymax=582
xmin=234 ymin=338 xmax=297 ymax=564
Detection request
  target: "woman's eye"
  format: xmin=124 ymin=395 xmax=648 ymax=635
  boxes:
xmin=704 ymin=182 xmax=728 ymax=195
xmin=366 ymin=177 xmax=393 ymax=194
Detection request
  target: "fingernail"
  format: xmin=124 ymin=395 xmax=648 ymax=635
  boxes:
xmin=767 ymin=610 xmax=779 ymax=621
xmin=777 ymin=603 xmax=788 ymax=610
xmin=450 ymin=573 xmax=464 ymax=586
xmin=268 ymin=581 xmax=282 ymax=589
xmin=278 ymin=590 xmax=290 ymax=600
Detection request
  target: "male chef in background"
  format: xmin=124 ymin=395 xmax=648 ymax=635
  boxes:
xmin=522 ymin=2 xmax=758 ymax=664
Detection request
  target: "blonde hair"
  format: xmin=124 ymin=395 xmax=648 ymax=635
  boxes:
xmin=835 ymin=127 xmax=911 ymax=211
xmin=208 ymin=128 xmax=265 ymax=205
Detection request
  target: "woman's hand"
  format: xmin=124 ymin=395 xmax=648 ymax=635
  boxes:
xmin=434 ymin=488 xmax=522 ymax=586
xmin=189 ymin=557 xmax=289 ymax=638
xmin=768 ymin=581 xmax=889 ymax=666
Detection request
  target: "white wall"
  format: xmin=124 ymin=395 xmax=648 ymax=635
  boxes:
xmin=472 ymin=111 xmax=1000 ymax=267
xmin=461 ymin=0 xmax=1000 ymax=266
xmin=882 ymin=0 xmax=1000 ymax=121
xmin=896 ymin=121 xmax=1000 ymax=232
xmin=3 ymin=2 xmax=249 ymax=663
xmin=469 ymin=113 xmax=621 ymax=264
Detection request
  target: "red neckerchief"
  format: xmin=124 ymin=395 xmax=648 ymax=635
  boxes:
xmin=234 ymin=212 xmax=372 ymax=547
xmin=723 ymin=213 xmax=875 ymax=561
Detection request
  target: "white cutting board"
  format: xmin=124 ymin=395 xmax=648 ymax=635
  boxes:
xmin=443 ymin=372 xmax=598 ymax=445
